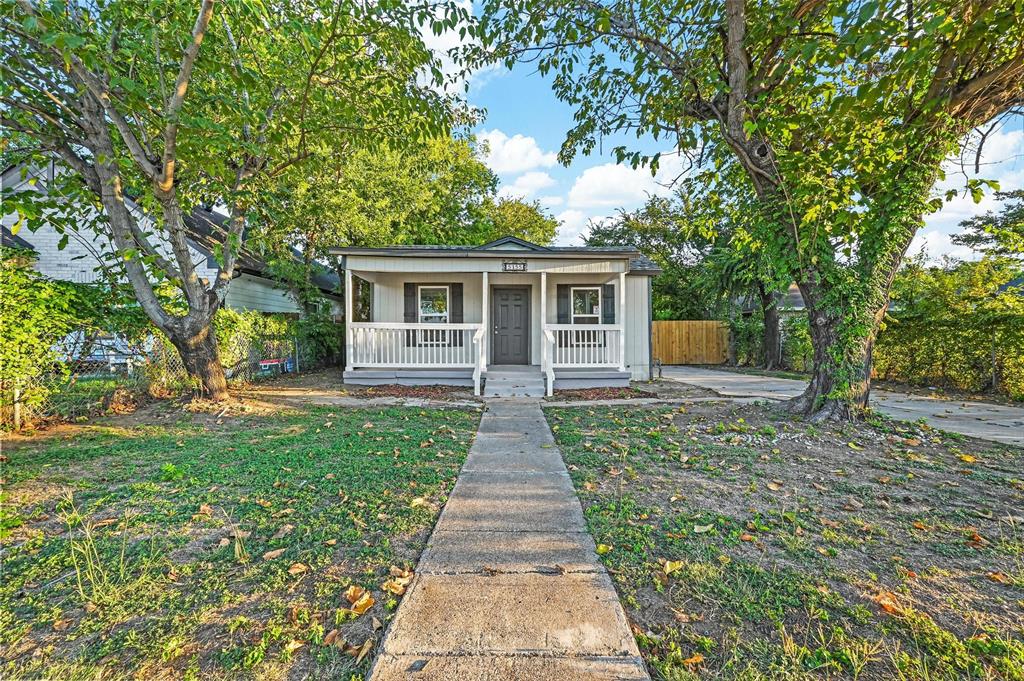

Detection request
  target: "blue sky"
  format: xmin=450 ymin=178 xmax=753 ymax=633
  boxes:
xmin=440 ymin=35 xmax=1024 ymax=259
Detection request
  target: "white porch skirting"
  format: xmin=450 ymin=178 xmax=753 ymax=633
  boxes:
xmin=342 ymin=368 xmax=475 ymax=387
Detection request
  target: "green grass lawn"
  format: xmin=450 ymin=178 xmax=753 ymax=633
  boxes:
xmin=1 ymin=404 xmax=479 ymax=680
xmin=547 ymin=403 xmax=1024 ymax=681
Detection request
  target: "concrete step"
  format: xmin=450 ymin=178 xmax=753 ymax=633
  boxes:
xmin=483 ymin=370 xmax=546 ymax=398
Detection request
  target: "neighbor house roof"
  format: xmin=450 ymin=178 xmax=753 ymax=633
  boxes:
xmin=1 ymin=225 xmax=35 ymax=251
xmin=330 ymin=236 xmax=662 ymax=275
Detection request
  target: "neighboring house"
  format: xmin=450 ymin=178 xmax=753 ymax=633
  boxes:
xmin=331 ymin=236 xmax=661 ymax=397
xmin=1 ymin=162 xmax=342 ymax=315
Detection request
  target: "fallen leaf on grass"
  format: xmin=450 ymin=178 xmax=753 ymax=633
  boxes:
xmin=287 ymin=562 xmax=309 ymax=576
xmin=663 ymin=560 xmax=684 ymax=575
xmin=848 ymin=442 xmax=863 ymax=451
xmin=372 ymin=617 xmax=383 ymax=631
xmin=959 ymin=454 xmax=978 ymax=463
xmin=52 ymin=619 xmax=72 ymax=631
xmin=284 ymin=639 xmax=305 ymax=654
xmin=873 ymin=591 xmax=902 ymax=615
xmin=272 ymin=508 xmax=295 ymax=519
xmin=262 ymin=548 xmax=285 ymax=560
xmin=740 ymin=533 xmax=755 ymax=542
xmin=323 ymin=629 xmax=340 ymax=646
xmin=272 ymin=524 xmax=295 ymax=540
xmin=92 ymin=518 xmax=118 ymax=529
xmin=683 ymin=653 xmax=704 ymax=666
xmin=987 ymin=571 xmax=1009 ymax=584
xmin=766 ymin=480 xmax=784 ymax=491
xmin=324 ymin=539 xmax=337 ymax=546
xmin=596 ymin=544 xmax=613 ymax=555
xmin=218 ymin=537 xmax=230 ymax=547
xmin=347 ymin=639 xmax=373 ymax=664
xmin=409 ymin=497 xmax=428 ymax=508
xmin=345 ymin=585 xmax=375 ymax=615
xmin=693 ymin=524 xmax=714 ymax=534
xmin=381 ymin=579 xmax=407 ymax=596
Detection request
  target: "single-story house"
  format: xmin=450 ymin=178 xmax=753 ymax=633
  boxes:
xmin=331 ymin=236 xmax=661 ymax=397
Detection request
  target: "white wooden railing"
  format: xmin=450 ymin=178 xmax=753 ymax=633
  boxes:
xmin=348 ymin=323 xmax=483 ymax=368
xmin=544 ymin=324 xmax=625 ymax=369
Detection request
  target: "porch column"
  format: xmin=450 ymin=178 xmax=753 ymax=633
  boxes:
xmin=481 ymin=270 xmax=489 ymax=372
xmin=618 ymin=271 xmax=627 ymax=371
xmin=344 ymin=267 xmax=353 ymax=372
xmin=540 ymin=271 xmax=547 ymax=372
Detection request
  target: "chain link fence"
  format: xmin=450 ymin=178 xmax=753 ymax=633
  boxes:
xmin=1 ymin=329 xmax=337 ymax=430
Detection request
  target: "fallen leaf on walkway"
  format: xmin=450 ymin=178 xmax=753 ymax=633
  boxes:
xmin=262 ymin=548 xmax=285 ymax=560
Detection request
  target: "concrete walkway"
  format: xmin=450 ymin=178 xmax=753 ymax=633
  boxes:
xmin=370 ymin=399 xmax=648 ymax=680
xmin=664 ymin=366 xmax=1024 ymax=446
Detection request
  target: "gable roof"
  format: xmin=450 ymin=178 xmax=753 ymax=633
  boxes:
xmin=475 ymin=235 xmax=550 ymax=251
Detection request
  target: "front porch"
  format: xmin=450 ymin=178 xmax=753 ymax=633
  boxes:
xmin=334 ymin=237 xmax=655 ymax=396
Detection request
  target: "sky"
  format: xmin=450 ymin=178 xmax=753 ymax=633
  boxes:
xmin=457 ymin=55 xmax=1024 ymax=261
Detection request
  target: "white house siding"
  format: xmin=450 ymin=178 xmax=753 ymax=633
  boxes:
xmin=625 ymin=275 xmax=652 ymax=380
xmin=1 ymin=164 xmax=219 ymax=285
xmin=224 ymin=273 xmax=303 ymax=314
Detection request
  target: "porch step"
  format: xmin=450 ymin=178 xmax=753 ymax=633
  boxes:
xmin=483 ymin=366 xmax=546 ymax=398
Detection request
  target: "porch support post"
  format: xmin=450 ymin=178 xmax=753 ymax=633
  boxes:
xmin=481 ymin=270 xmax=489 ymax=372
xmin=540 ymin=271 xmax=547 ymax=370
xmin=344 ymin=267 xmax=354 ymax=372
xmin=618 ymin=271 xmax=626 ymax=372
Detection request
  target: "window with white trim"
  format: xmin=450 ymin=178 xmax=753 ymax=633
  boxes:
xmin=418 ymin=285 xmax=449 ymax=344
xmin=570 ymin=286 xmax=601 ymax=345
xmin=571 ymin=287 xmax=601 ymax=324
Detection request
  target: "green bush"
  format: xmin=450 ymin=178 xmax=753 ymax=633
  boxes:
xmin=781 ymin=315 xmax=813 ymax=372
xmin=873 ymin=256 xmax=1024 ymax=400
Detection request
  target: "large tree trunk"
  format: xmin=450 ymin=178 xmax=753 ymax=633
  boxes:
xmin=786 ymin=273 xmax=895 ymax=421
xmin=168 ymin=323 xmax=230 ymax=401
xmin=758 ymin=284 xmax=781 ymax=370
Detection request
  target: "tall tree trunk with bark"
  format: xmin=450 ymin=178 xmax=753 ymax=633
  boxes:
xmin=758 ymin=284 xmax=781 ymax=370
xmin=167 ymin=322 xmax=230 ymax=400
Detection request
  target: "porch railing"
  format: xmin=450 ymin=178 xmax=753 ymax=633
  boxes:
xmin=544 ymin=324 xmax=624 ymax=368
xmin=348 ymin=323 xmax=483 ymax=369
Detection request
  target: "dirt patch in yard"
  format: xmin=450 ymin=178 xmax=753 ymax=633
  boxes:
xmin=549 ymin=386 xmax=658 ymax=401
xmin=547 ymin=401 xmax=1024 ymax=679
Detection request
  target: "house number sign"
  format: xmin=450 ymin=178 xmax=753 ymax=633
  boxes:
xmin=502 ymin=260 xmax=527 ymax=272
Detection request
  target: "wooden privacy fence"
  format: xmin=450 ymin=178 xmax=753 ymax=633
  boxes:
xmin=652 ymin=320 xmax=730 ymax=365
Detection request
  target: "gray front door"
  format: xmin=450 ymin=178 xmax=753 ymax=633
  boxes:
xmin=492 ymin=287 xmax=530 ymax=364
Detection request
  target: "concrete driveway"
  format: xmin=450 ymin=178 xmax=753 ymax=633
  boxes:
xmin=663 ymin=366 xmax=1024 ymax=447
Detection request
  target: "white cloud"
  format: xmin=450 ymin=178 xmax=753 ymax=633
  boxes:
xmin=497 ymin=171 xmax=556 ymax=200
xmin=479 ymin=129 xmax=558 ymax=174
xmin=918 ymin=125 xmax=1024 ymax=261
xmin=555 ymin=209 xmax=588 ymax=245
xmin=539 ymin=195 xmax=564 ymax=207
xmin=566 ymin=155 xmax=686 ymax=209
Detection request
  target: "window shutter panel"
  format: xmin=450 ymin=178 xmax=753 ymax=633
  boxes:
xmin=557 ymin=285 xmax=570 ymax=323
xmin=602 ymin=284 xmax=615 ymax=324
xmin=450 ymin=283 xmax=463 ymax=347
xmin=404 ymin=283 xmax=417 ymax=347
xmin=557 ymin=285 xmax=570 ymax=347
